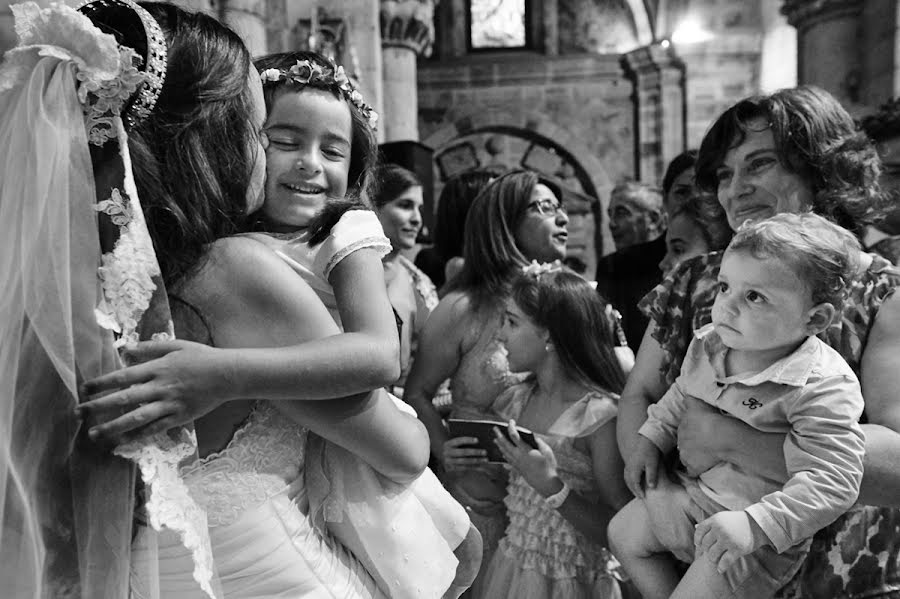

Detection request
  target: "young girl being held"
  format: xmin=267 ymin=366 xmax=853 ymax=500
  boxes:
xmin=446 ymin=264 xmax=633 ymax=598
xmin=83 ymin=50 xmax=478 ymax=599
xmin=251 ymin=51 xmax=479 ymax=599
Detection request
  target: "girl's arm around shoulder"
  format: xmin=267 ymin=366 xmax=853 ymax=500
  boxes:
xmin=329 ymin=248 xmax=401 ymax=387
xmin=206 ymin=238 xmax=428 ymax=482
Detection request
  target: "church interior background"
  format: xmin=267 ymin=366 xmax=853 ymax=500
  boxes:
xmin=3 ymin=0 xmax=896 ymax=278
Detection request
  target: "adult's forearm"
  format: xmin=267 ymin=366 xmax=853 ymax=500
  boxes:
xmin=617 ymin=392 xmax=651 ymax=459
xmin=858 ymin=424 xmax=900 ymax=507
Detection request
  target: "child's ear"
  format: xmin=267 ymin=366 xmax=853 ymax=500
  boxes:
xmin=805 ymin=302 xmax=836 ymax=335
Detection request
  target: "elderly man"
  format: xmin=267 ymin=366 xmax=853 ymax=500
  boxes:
xmin=607 ymin=181 xmax=665 ymax=250
xmin=595 ymin=154 xmax=697 ymax=349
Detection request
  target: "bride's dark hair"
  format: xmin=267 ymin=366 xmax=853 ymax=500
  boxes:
xmin=107 ymin=3 xmax=257 ymax=286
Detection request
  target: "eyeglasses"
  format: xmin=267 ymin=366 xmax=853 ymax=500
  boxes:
xmin=528 ymin=198 xmax=566 ymax=216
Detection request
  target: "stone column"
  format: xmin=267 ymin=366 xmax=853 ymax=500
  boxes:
xmin=621 ymin=42 xmax=686 ymax=184
xmin=782 ymin=0 xmax=863 ymax=106
xmin=221 ymin=0 xmax=268 ymax=56
xmin=380 ymin=0 xmax=435 ymax=142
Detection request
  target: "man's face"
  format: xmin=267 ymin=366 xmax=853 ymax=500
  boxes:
xmin=607 ymin=194 xmax=657 ymax=250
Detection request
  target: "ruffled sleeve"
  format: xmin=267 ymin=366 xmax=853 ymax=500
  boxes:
xmin=546 ymin=390 xmax=618 ymax=438
xmin=492 ymin=380 xmax=536 ymax=422
xmin=637 ymin=252 xmax=724 ymax=387
xmin=313 ymin=209 xmax=392 ymax=280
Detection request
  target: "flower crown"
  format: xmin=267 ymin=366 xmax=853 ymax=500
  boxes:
xmin=260 ymin=59 xmax=378 ymax=130
xmin=521 ymin=260 xmax=564 ymax=278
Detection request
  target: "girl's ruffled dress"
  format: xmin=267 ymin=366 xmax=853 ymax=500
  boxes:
xmin=480 ymin=381 xmax=626 ymax=599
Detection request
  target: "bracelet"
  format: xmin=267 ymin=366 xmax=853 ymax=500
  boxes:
xmin=543 ymin=481 xmax=570 ymax=509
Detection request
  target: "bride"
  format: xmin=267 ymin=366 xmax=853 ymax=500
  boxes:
xmin=0 ymin=1 xmax=431 ymax=597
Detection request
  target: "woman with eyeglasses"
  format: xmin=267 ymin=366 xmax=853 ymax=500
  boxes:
xmin=402 ymin=170 xmax=569 ymax=594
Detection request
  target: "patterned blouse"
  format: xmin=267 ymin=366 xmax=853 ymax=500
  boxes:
xmin=639 ymin=251 xmax=900 ymax=599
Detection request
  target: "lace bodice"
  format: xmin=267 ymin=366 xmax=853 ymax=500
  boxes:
xmin=181 ymin=402 xmax=308 ymax=528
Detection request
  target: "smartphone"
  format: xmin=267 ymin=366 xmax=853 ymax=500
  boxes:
xmin=447 ymin=418 xmax=539 ymax=463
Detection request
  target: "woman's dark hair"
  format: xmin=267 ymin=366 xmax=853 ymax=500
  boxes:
xmin=662 ymin=149 xmax=698 ymax=198
xmin=253 ymin=51 xmax=378 ymax=245
xmin=445 ymin=169 xmax=561 ymax=310
xmin=371 ymin=164 xmax=421 ymax=209
xmin=434 ymin=166 xmax=506 ymax=261
xmin=89 ymin=3 xmax=256 ymax=286
xmin=695 ymin=85 xmax=885 ymax=237
xmin=669 ymin=193 xmax=733 ymax=252
xmin=512 ymin=269 xmax=626 ymax=393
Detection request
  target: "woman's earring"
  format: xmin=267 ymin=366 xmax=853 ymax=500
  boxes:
xmin=545 ymin=343 xmax=553 ymax=353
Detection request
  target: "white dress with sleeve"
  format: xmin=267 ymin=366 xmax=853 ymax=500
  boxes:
xmin=246 ymin=210 xmax=471 ymax=598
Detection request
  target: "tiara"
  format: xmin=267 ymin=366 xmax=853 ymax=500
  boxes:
xmin=522 ymin=260 xmax=563 ymax=277
xmin=78 ymin=0 xmax=168 ymax=129
xmin=260 ymin=59 xmax=379 ymax=129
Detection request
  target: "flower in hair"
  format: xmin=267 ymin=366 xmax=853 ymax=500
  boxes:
xmin=260 ymin=58 xmax=379 ymax=130
xmin=522 ymin=260 xmax=563 ymax=277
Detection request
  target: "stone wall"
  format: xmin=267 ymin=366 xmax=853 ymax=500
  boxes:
xmin=418 ymin=53 xmax=634 ymax=263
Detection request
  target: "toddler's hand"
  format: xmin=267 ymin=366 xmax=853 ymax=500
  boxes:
xmin=623 ymin=435 xmax=661 ymax=498
xmin=494 ymin=420 xmax=559 ymax=497
xmin=442 ymin=436 xmax=488 ymax=471
xmin=694 ymin=510 xmax=768 ymax=573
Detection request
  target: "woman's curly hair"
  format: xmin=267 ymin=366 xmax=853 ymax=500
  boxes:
xmin=696 ymin=85 xmax=886 ymax=238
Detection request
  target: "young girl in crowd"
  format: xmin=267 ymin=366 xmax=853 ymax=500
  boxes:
xmin=445 ymin=264 xmax=632 ymax=598
xmin=610 ymin=213 xmax=866 ymax=599
xmin=247 ymin=51 xmax=479 ymax=598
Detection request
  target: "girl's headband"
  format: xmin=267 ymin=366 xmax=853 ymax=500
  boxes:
xmin=260 ymin=59 xmax=379 ymax=129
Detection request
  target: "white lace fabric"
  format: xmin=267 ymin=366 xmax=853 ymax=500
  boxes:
xmin=0 ymin=4 xmax=215 ymax=598
xmin=179 ymin=402 xmax=307 ymax=528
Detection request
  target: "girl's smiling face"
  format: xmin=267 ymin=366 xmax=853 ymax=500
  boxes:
xmin=261 ymin=88 xmax=352 ymax=232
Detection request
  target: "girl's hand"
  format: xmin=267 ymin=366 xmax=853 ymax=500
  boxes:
xmin=677 ymin=396 xmax=726 ymax=476
xmin=623 ymin=435 xmax=662 ymax=498
xmin=76 ymin=339 xmax=236 ymax=443
xmin=442 ymin=436 xmax=489 ymax=471
xmin=494 ymin=420 xmax=559 ymax=496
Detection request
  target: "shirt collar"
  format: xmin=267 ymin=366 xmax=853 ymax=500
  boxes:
xmin=694 ymin=323 xmax=819 ymax=387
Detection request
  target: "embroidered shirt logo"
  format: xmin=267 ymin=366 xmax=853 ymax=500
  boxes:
xmin=742 ymin=397 xmax=763 ymax=410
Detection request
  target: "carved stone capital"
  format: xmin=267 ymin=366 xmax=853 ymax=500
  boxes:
xmin=380 ymin=0 xmax=435 ymax=57
xmin=781 ymin=0 xmax=862 ymax=31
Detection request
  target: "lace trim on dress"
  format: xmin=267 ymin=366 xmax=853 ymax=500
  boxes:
xmin=323 ymin=235 xmax=392 ymax=280
xmin=95 ymin=122 xmax=216 ymax=598
xmin=398 ymin=255 xmax=439 ymax=311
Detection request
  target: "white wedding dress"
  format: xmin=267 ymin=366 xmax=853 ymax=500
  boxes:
xmin=131 ymin=401 xmax=386 ymax=599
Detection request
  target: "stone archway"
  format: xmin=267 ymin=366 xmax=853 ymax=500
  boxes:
xmin=422 ymin=107 xmax=624 ymax=205
xmin=422 ymin=108 xmax=626 ymax=268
